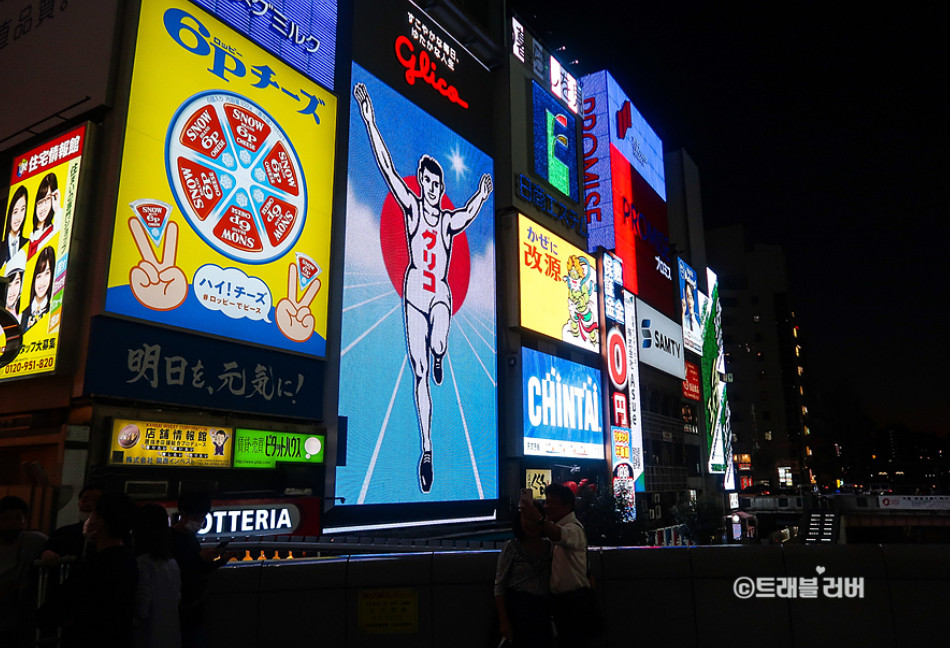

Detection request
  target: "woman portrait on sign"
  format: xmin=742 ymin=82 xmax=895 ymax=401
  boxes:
xmin=1 ymin=186 xmax=29 ymax=267
xmin=22 ymin=246 xmax=55 ymax=333
xmin=29 ymin=173 xmax=60 ymax=253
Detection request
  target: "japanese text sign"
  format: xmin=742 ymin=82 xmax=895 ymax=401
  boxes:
xmin=233 ymin=428 xmax=324 ymax=468
xmin=109 ymin=418 xmax=233 ymax=467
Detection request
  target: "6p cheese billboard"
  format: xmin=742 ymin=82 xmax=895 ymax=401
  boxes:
xmin=105 ymin=0 xmax=336 ymax=357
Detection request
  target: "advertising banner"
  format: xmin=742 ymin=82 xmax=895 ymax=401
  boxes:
xmin=525 ymin=468 xmax=551 ymax=499
xmin=105 ymin=0 xmax=336 ymax=357
xmin=531 ymin=81 xmax=578 ymax=201
xmin=85 ymin=316 xmax=322 ymax=419
xmin=1 ymin=125 xmax=86 ymax=381
xmin=623 ymin=290 xmax=644 ymax=491
xmin=336 ymin=63 xmax=497 ymax=505
xmin=510 ymin=17 xmax=581 ymax=115
xmin=582 ymin=70 xmax=673 ymax=316
xmin=522 ymin=347 xmax=603 ymax=459
xmin=683 ymin=361 xmax=701 ymax=401
xmin=701 ymin=268 xmax=731 ymax=474
xmin=108 ymin=418 xmax=233 ymax=467
xmin=519 ymin=214 xmax=599 ymax=353
xmin=636 ymin=298 xmax=686 ymax=379
xmin=233 ymin=429 xmax=324 ymax=468
xmin=679 ymin=258 xmax=702 ymax=354
xmin=191 ymin=0 xmax=337 ymax=91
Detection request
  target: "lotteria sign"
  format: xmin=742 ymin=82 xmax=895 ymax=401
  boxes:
xmin=522 ymin=347 xmax=603 ymax=459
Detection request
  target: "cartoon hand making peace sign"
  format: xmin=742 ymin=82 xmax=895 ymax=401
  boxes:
xmin=276 ymin=263 xmax=321 ymax=342
xmin=128 ymin=218 xmax=188 ymax=311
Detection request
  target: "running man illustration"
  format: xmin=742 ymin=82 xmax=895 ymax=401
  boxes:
xmin=354 ymin=83 xmax=493 ymax=493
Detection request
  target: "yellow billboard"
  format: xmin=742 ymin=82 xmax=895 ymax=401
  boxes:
xmin=518 ymin=214 xmax=599 ymax=352
xmin=108 ymin=418 xmax=233 ymax=468
xmin=1 ymin=125 xmax=87 ymax=381
xmin=105 ymin=0 xmax=336 ymax=356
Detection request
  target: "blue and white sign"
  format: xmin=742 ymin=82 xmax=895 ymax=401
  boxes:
xmin=636 ymin=298 xmax=685 ymax=379
xmin=522 ymin=347 xmax=604 ymax=459
xmin=191 ymin=0 xmax=337 ymax=91
xmin=678 ymin=258 xmax=702 ymax=354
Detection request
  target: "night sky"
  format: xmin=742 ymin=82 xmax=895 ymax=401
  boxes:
xmin=510 ymin=1 xmax=947 ymax=436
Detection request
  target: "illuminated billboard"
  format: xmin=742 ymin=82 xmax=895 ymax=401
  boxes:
xmin=636 ymin=298 xmax=685 ymax=380
xmin=679 ymin=258 xmax=702 ymax=354
xmin=582 ymin=70 xmax=673 ymax=316
xmin=623 ymin=290 xmax=644 ymax=492
xmin=518 ymin=214 xmax=599 ymax=353
xmin=108 ymin=419 xmax=233 ymax=467
xmin=190 ymin=0 xmax=337 ymax=91
xmin=522 ymin=347 xmax=603 ymax=459
xmin=233 ymin=429 xmax=324 ymax=468
xmin=336 ymin=63 xmax=497 ymax=505
xmin=511 ymin=17 xmax=581 ymax=115
xmin=105 ymin=0 xmax=336 ymax=357
xmin=701 ymin=268 xmax=732 ymax=474
xmin=1 ymin=125 xmax=87 ymax=381
xmin=532 ymin=81 xmax=578 ymax=201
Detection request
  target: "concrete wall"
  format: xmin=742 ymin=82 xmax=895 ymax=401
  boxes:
xmin=206 ymin=544 xmax=946 ymax=647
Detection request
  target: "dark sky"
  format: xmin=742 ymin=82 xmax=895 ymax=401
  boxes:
xmin=510 ymin=1 xmax=947 ymax=434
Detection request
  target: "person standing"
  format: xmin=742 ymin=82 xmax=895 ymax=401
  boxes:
xmin=494 ymin=502 xmax=552 ymax=647
xmin=133 ymin=504 xmax=180 ymax=648
xmin=171 ymin=492 xmax=229 ymax=648
xmin=0 ymin=496 xmax=47 ymax=648
xmin=41 ymin=483 xmax=104 ymax=565
xmin=521 ymin=483 xmax=599 ymax=647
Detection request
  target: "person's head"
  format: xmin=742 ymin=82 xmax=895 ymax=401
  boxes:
xmin=544 ymin=483 xmax=575 ymax=523
xmin=212 ymin=430 xmax=227 ymax=446
xmin=33 ymin=173 xmax=58 ymax=231
xmin=84 ymin=492 xmax=135 ymax=545
xmin=177 ymin=491 xmax=211 ymax=533
xmin=417 ymin=155 xmax=445 ymax=208
xmin=4 ymin=250 xmax=26 ymax=314
xmin=5 ymin=186 xmax=28 ymax=239
xmin=30 ymin=246 xmax=55 ymax=304
xmin=513 ymin=501 xmax=545 ymax=541
xmin=77 ymin=483 xmax=105 ymax=516
xmin=685 ymin=286 xmax=695 ymax=313
xmin=134 ymin=503 xmax=172 ymax=559
xmin=0 ymin=496 xmax=29 ymax=542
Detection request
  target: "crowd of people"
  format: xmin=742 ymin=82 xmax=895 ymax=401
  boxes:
xmin=0 ymin=487 xmax=231 ymax=648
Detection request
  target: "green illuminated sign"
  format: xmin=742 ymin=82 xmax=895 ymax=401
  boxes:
xmin=233 ymin=429 xmax=324 ymax=469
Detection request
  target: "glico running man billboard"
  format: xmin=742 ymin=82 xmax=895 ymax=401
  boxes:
xmin=1 ymin=125 xmax=87 ymax=381
xmin=522 ymin=347 xmax=603 ymax=459
xmin=581 ymin=70 xmax=674 ymax=316
xmin=336 ymin=63 xmax=497 ymax=505
xmin=105 ymin=0 xmax=336 ymax=357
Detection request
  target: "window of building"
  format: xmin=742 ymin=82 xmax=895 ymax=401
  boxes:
xmin=753 ymin=314 xmax=760 ymax=323
xmin=765 ymin=431 xmax=773 ymax=441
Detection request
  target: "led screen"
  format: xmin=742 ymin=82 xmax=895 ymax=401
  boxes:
xmin=582 ymin=70 xmax=673 ymax=316
xmin=108 ymin=419 xmax=233 ymax=467
xmin=518 ymin=214 xmax=599 ymax=353
xmin=1 ymin=125 xmax=86 ymax=381
xmin=532 ymin=81 xmax=578 ymax=200
xmin=105 ymin=0 xmax=336 ymax=357
xmin=636 ymin=298 xmax=685 ymax=379
xmin=522 ymin=347 xmax=603 ymax=459
xmin=337 ymin=64 xmax=497 ymax=505
xmin=190 ymin=0 xmax=337 ymax=91
xmin=701 ymin=268 xmax=731 ymax=474
xmin=679 ymin=258 xmax=702 ymax=354
xmin=623 ymin=290 xmax=645 ymax=491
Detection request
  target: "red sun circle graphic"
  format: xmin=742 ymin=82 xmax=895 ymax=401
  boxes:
xmin=379 ymin=176 xmax=471 ymax=315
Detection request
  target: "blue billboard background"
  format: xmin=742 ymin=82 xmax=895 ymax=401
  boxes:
xmin=532 ymin=80 xmax=578 ymax=201
xmin=336 ymin=64 xmax=497 ymax=505
xmin=191 ymin=0 xmax=337 ymax=91
xmin=522 ymin=347 xmax=604 ymax=459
